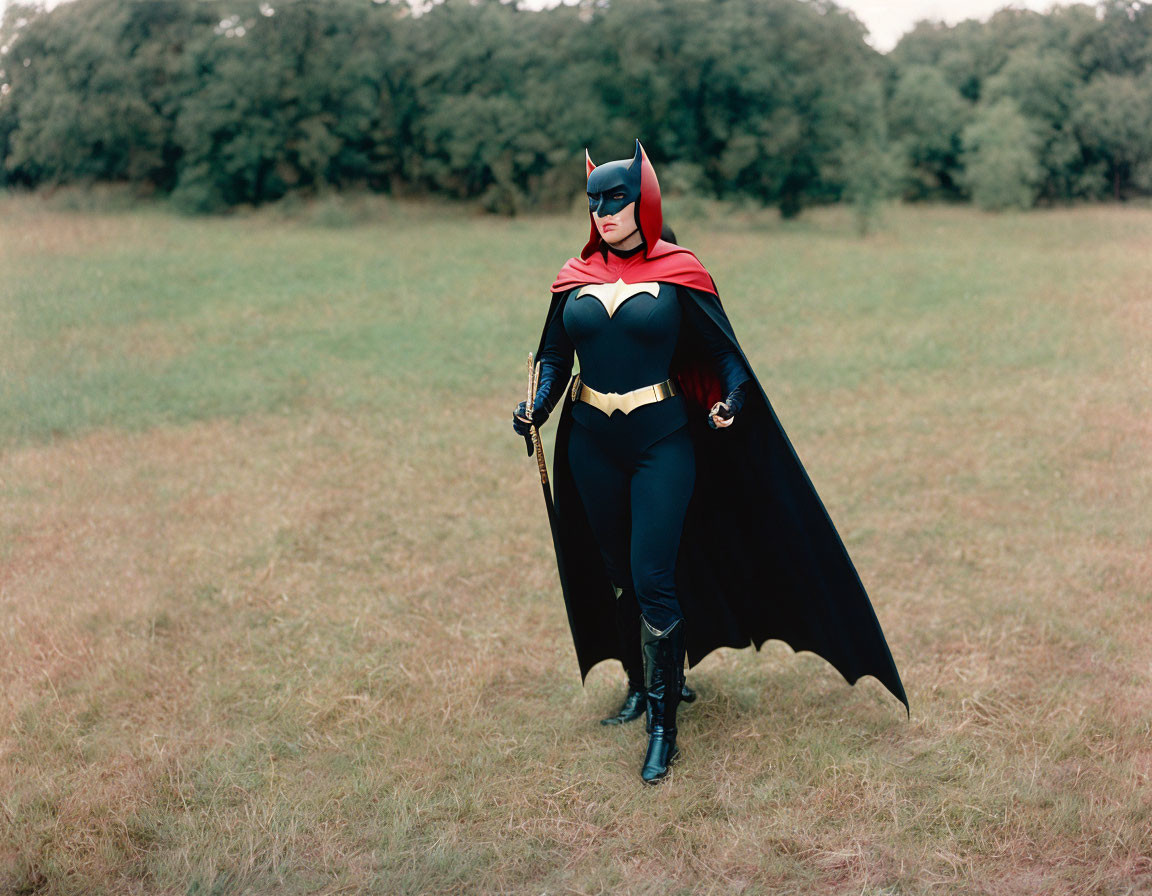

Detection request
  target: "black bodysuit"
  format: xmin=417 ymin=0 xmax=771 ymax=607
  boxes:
xmin=537 ymin=247 xmax=748 ymax=631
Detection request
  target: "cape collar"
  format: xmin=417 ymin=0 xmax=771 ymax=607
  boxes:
xmin=552 ymin=239 xmax=717 ymax=296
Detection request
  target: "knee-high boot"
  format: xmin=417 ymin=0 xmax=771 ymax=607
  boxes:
xmin=601 ymin=589 xmax=696 ymax=726
xmin=640 ymin=616 xmax=686 ymax=784
xmin=600 ymin=587 xmax=647 ymax=725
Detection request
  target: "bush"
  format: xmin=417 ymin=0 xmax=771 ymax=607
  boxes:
xmin=961 ymin=100 xmax=1043 ymax=211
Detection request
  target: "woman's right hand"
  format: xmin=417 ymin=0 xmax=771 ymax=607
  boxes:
xmin=513 ymin=401 xmax=539 ymax=456
xmin=512 ymin=401 xmax=533 ymax=437
xmin=513 ymin=392 xmax=553 ymax=434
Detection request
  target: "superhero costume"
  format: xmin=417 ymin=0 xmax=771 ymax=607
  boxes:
xmin=516 ymin=142 xmax=907 ymax=781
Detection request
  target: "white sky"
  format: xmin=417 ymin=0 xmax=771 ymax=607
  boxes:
xmin=1 ymin=0 xmax=1069 ymax=53
xmin=839 ymin=0 xmax=1063 ymax=51
xmin=531 ymin=0 xmax=1072 ymax=52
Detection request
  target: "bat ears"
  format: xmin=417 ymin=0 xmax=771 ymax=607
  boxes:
xmin=629 ymin=139 xmax=643 ymax=170
xmin=586 ymin=142 xmax=647 ymax=176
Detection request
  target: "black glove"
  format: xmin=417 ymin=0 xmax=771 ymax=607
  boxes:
xmin=708 ymin=382 xmax=747 ymax=430
xmin=512 ymin=384 xmax=556 ymax=454
xmin=512 ymin=390 xmax=553 ymax=432
xmin=512 ymin=401 xmax=532 ymax=437
xmin=527 ymin=391 xmax=553 ymax=429
xmin=512 ymin=400 xmax=533 ymax=454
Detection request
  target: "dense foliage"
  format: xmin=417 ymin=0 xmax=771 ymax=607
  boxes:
xmin=1 ymin=0 xmax=1150 ymax=214
xmin=891 ymin=1 xmax=1152 ymax=206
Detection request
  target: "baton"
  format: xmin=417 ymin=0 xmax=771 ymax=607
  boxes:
xmin=522 ymin=354 xmax=534 ymax=457
xmin=525 ymin=353 xmax=555 ymax=513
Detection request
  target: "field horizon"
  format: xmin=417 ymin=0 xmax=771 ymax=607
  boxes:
xmin=1 ymin=196 xmax=1150 ymax=894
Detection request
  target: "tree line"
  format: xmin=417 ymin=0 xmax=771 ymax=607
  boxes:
xmin=1 ymin=0 xmax=1150 ymax=215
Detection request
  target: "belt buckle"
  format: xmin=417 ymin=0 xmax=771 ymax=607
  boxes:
xmin=574 ymin=377 xmax=674 ymax=417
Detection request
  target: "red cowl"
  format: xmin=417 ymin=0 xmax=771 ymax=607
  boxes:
xmin=580 ymin=142 xmax=665 ymax=262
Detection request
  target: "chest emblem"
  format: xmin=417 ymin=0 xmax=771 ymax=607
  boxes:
xmin=577 ymin=279 xmax=660 ymax=319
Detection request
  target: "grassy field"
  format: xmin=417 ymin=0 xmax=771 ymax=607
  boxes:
xmin=1 ymin=193 xmax=1150 ymax=895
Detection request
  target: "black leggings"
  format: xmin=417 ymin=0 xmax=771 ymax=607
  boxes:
xmin=567 ymin=422 xmax=696 ymax=632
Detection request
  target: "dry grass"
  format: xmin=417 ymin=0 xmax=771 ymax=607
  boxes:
xmin=1 ymin=195 xmax=1151 ymax=894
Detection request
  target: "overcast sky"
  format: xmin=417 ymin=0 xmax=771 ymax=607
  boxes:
xmin=1 ymin=0 xmax=1068 ymax=53
xmin=838 ymin=0 xmax=1062 ymax=51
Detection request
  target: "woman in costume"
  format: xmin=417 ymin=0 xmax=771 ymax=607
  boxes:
xmin=513 ymin=142 xmax=906 ymax=784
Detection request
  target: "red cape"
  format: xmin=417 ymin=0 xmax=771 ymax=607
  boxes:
xmin=532 ymin=283 xmax=910 ymax=713
xmin=552 ymin=239 xmax=718 ymax=296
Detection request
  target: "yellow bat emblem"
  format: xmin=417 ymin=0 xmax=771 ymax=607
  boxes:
xmin=577 ymin=279 xmax=661 ymax=318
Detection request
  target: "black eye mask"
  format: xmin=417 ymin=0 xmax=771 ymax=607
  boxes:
xmin=587 ymin=144 xmax=643 ymax=216
xmin=587 ymin=184 xmax=634 ymax=216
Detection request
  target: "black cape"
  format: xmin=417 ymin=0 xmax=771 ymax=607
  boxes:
xmin=534 ymin=284 xmax=909 ymax=714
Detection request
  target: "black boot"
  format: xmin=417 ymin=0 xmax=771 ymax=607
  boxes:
xmin=602 ymin=679 xmax=694 ymax=725
xmin=640 ymin=617 xmax=685 ymax=784
xmin=602 ymin=589 xmax=694 ymax=725
xmin=601 ymin=586 xmax=647 ymax=725
xmin=600 ymin=685 xmax=645 ymax=725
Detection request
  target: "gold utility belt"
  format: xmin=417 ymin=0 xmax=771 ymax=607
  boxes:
xmin=570 ymin=374 xmax=678 ymax=417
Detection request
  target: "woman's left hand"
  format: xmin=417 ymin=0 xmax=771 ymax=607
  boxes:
xmin=708 ymin=383 xmax=747 ymax=430
xmin=709 ymin=402 xmax=735 ymax=428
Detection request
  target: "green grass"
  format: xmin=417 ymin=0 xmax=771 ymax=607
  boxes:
xmin=1 ymin=199 xmax=1114 ymax=444
xmin=1 ymin=195 xmax=1150 ymax=894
